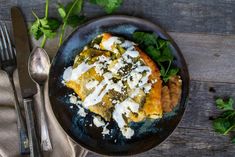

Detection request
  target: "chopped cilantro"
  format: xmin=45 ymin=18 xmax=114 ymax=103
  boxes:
xmin=132 ymin=31 xmax=179 ymax=83
xmin=213 ymin=97 xmax=235 ymax=143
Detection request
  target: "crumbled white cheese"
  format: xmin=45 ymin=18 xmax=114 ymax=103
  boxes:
xmin=77 ymin=106 xmax=87 ymax=117
xmin=93 ymin=116 xmax=105 ymax=127
xmin=127 ymin=71 xmax=142 ymax=89
xmin=143 ymin=83 xmax=152 ymax=93
xmin=62 ymin=66 xmax=73 ymax=81
xmin=130 ymin=88 xmax=140 ymax=98
xmin=112 ymin=83 xmax=122 ymax=93
xmin=102 ymin=123 xmax=110 ymax=135
xmin=94 ymin=64 xmax=104 ymax=75
xmin=93 ymin=44 xmax=100 ymax=49
xmin=109 ymin=58 xmax=126 ymax=74
xmin=102 ymin=37 xmax=121 ymax=51
xmin=121 ymin=127 xmax=134 ymax=139
xmin=69 ymin=95 xmax=78 ymax=104
xmin=86 ymin=80 xmax=99 ymax=90
xmin=120 ymin=40 xmax=135 ymax=48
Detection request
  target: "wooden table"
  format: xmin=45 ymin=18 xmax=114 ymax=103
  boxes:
xmin=1 ymin=0 xmax=235 ymax=156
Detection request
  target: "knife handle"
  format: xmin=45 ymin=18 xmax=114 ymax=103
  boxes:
xmin=24 ymin=98 xmax=42 ymax=157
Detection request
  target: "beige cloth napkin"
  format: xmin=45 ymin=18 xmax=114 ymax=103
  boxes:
xmin=0 ymin=69 xmax=88 ymax=157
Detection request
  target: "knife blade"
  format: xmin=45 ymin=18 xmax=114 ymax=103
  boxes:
xmin=11 ymin=7 xmax=37 ymax=97
xmin=11 ymin=6 xmax=41 ymax=157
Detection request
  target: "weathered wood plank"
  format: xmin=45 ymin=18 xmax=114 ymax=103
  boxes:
xmin=87 ymin=80 xmax=235 ymax=157
xmin=0 ymin=0 xmax=235 ymax=35
xmin=170 ymin=32 xmax=235 ymax=83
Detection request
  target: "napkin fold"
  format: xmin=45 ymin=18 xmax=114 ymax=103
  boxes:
xmin=0 ymin=70 xmax=88 ymax=157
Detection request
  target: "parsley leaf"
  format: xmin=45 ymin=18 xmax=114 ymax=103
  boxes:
xmin=90 ymin=0 xmax=123 ymax=14
xmin=30 ymin=0 xmax=61 ymax=48
xmin=30 ymin=9 xmax=60 ymax=47
xmin=132 ymin=31 xmax=179 ymax=83
xmin=213 ymin=118 xmax=234 ymax=134
xmin=57 ymin=0 xmax=85 ymax=45
xmin=133 ymin=32 xmax=158 ymax=47
xmin=163 ymin=68 xmax=179 ymax=83
xmin=216 ymin=98 xmax=234 ymax=111
xmin=213 ymin=97 xmax=235 ymax=143
xmin=30 ymin=20 xmax=43 ymax=40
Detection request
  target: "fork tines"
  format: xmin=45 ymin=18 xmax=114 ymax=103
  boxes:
xmin=0 ymin=22 xmax=15 ymax=62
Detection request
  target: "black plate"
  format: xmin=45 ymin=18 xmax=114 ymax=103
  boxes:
xmin=49 ymin=15 xmax=189 ymax=156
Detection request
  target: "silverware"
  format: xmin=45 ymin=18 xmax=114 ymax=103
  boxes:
xmin=11 ymin=7 xmax=41 ymax=157
xmin=29 ymin=47 xmax=52 ymax=151
xmin=0 ymin=22 xmax=30 ymax=155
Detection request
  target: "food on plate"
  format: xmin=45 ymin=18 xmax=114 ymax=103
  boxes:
xmin=62 ymin=33 xmax=182 ymax=139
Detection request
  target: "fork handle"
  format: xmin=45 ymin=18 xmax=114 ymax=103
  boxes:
xmin=9 ymin=76 xmax=30 ymax=155
xmin=24 ymin=98 xmax=41 ymax=157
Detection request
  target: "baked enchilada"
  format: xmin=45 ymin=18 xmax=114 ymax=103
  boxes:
xmin=63 ymin=33 xmax=182 ymax=139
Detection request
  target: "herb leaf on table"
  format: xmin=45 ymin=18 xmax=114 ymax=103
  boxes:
xmin=30 ymin=0 xmax=60 ymax=48
xmin=90 ymin=0 xmax=123 ymax=14
xmin=216 ymin=98 xmax=234 ymax=111
xmin=132 ymin=32 xmax=179 ymax=83
xmin=57 ymin=0 xmax=85 ymax=46
xmin=213 ymin=98 xmax=235 ymax=143
xmin=30 ymin=0 xmax=124 ymax=47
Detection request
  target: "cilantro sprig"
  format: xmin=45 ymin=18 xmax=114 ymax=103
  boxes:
xmin=213 ymin=98 xmax=235 ymax=143
xmin=30 ymin=0 xmax=60 ymax=48
xmin=30 ymin=0 xmax=122 ymax=48
xmin=90 ymin=0 xmax=123 ymax=14
xmin=57 ymin=0 xmax=85 ymax=46
xmin=132 ymin=32 xmax=179 ymax=83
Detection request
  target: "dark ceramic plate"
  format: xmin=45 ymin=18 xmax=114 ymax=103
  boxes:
xmin=49 ymin=15 xmax=189 ymax=156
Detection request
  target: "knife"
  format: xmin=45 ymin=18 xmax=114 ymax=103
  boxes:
xmin=11 ymin=7 xmax=41 ymax=157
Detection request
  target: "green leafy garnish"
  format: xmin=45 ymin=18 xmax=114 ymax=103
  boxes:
xmin=213 ymin=98 xmax=235 ymax=143
xmin=31 ymin=0 xmax=123 ymax=47
xmin=30 ymin=0 xmax=60 ymax=47
xmin=90 ymin=0 xmax=123 ymax=14
xmin=57 ymin=0 xmax=85 ymax=46
xmin=133 ymin=31 xmax=179 ymax=83
xmin=216 ymin=98 xmax=234 ymax=111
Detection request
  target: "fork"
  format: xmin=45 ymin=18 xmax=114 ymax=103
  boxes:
xmin=0 ymin=22 xmax=30 ymax=155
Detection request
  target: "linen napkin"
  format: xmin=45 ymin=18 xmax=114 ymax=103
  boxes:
xmin=0 ymin=69 xmax=88 ymax=157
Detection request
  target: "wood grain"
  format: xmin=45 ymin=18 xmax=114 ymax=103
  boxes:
xmin=0 ymin=0 xmax=235 ymax=35
xmin=87 ymin=80 xmax=235 ymax=157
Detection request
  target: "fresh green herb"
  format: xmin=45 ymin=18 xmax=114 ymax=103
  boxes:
xmin=132 ymin=31 xmax=179 ymax=83
xmin=30 ymin=0 xmax=60 ymax=48
xmin=216 ymin=98 xmax=234 ymax=111
xmin=31 ymin=0 xmax=123 ymax=47
xmin=213 ymin=98 xmax=235 ymax=143
xmin=57 ymin=0 xmax=85 ymax=46
xmin=90 ymin=0 xmax=123 ymax=14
